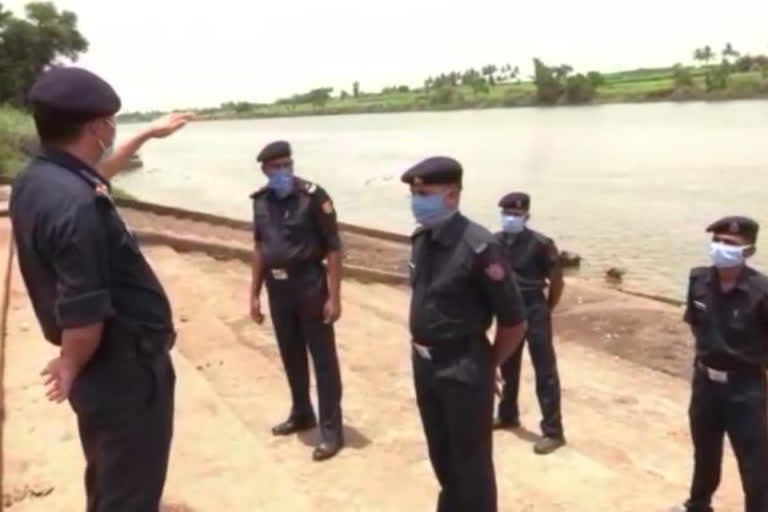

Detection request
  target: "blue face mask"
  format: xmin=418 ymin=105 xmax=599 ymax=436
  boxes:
xmin=501 ymin=214 xmax=526 ymax=234
xmin=709 ymin=241 xmax=749 ymax=268
xmin=267 ymin=168 xmax=294 ymax=198
xmin=411 ymin=193 xmax=456 ymax=227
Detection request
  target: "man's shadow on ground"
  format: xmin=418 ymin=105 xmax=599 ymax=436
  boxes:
xmin=297 ymin=424 xmax=372 ymax=450
xmin=498 ymin=424 xmax=540 ymax=443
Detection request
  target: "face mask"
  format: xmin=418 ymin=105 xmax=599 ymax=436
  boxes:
xmin=96 ymin=119 xmax=116 ymax=163
xmin=267 ymin=168 xmax=294 ymax=198
xmin=501 ymin=214 xmax=526 ymax=234
xmin=709 ymin=241 xmax=749 ymax=268
xmin=411 ymin=193 xmax=456 ymax=227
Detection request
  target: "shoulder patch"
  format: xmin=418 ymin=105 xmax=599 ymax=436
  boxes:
xmin=485 ymin=262 xmax=506 ymax=281
xmin=304 ymin=182 xmax=317 ymax=194
xmin=321 ymin=200 xmax=334 ymax=214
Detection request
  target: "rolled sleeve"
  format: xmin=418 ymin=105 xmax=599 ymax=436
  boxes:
xmin=252 ymin=201 xmax=263 ymax=242
xmin=478 ymin=243 xmax=526 ymax=327
xmin=542 ymin=238 xmax=561 ymax=275
xmin=312 ymin=186 xmax=342 ymax=252
xmin=683 ymin=273 xmax=694 ymax=325
xmin=51 ymin=200 xmax=114 ymax=328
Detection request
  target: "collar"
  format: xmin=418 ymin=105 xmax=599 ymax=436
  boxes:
xmin=502 ymin=227 xmax=530 ymax=245
xmin=37 ymin=146 xmax=111 ymax=192
xmin=708 ymin=265 xmax=753 ymax=293
xmin=430 ymin=212 xmax=466 ymax=247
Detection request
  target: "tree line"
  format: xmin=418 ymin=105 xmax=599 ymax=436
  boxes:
xmin=675 ymin=42 xmax=768 ymax=91
xmin=0 ymin=2 xmax=88 ymax=106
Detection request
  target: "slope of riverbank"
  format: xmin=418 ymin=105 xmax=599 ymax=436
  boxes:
xmin=1 ymin=208 xmax=745 ymax=511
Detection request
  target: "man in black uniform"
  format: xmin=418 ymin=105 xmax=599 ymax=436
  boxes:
xmin=250 ymin=140 xmax=344 ymax=461
xmin=493 ymin=192 xmax=566 ymax=455
xmin=672 ymin=216 xmax=768 ymax=512
xmin=402 ymin=157 xmax=527 ymax=512
xmin=9 ymin=67 xmax=189 ymax=511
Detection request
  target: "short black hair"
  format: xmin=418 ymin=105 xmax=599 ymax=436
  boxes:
xmin=32 ymin=105 xmax=86 ymax=145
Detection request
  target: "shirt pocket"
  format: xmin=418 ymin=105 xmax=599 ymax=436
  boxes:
xmin=689 ymin=287 xmax=712 ymax=327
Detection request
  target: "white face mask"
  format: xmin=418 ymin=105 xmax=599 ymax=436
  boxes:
xmin=96 ymin=119 xmax=116 ymax=162
xmin=709 ymin=241 xmax=750 ymax=268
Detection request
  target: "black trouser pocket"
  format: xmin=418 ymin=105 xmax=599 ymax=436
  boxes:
xmin=433 ymin=339 xmax=492 ymax=389
xmin=69 ymin=356 xmax=155 ymax=421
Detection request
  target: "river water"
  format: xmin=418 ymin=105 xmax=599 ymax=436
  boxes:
xmin=114 ymin=101 xmax=768 ymax=299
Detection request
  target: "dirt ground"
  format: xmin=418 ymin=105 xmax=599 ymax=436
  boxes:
xmin=1 ymin=208 xmax=746 ymax=511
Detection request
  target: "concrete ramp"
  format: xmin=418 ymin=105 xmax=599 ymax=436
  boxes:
xmin=1 ymin=220 xmax=745 ymax=511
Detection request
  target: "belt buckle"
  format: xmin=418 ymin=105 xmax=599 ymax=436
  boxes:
xmin=413 ymin=343 xmax=432 ymax=360
xmin=271 ymin=269 xmax=288 ymax=280
xmin=705 ymin=366 xmax=728 ymax=383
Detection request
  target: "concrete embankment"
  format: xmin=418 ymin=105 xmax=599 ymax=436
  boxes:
xmin=0 ymin=191 xmax=744 ymax=511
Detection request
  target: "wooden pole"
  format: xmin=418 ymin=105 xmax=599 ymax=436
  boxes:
xmin=0 ymin=228 xmax=16 ymax=503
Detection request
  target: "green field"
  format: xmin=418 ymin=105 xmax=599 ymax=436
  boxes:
xmin=118 ymin=66 xmax=768 ymax=123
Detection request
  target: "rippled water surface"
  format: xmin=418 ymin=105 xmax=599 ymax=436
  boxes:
xmin=115 ymin=101 xmax=768 ymax=299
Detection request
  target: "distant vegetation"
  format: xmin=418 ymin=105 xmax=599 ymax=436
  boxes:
xmin=0 ymin=1 xmax=87 ymax=179
xmin=0 ymin=106 xmax=33 ymax=179
xmin=0 ymin=2 xmax=133 ymax=197
xmin=119 ymin=43 xmax=768 ymax=123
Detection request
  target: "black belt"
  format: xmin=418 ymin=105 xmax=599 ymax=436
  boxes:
xmin=99 ymin=321 xmax=175 ymax=359
xmin=412 ymin=337 xmax=473 ymax=362
xmin=696 ymin=359 xmax=764 ymax=383
xmin=266 ymin=260 xmax=324 ymax=280
xmin=698 ymin=355 xmax=761 ymax=373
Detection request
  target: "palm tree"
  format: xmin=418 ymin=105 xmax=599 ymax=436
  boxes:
xmin=722 ymin=42 xmax=740 ymax=62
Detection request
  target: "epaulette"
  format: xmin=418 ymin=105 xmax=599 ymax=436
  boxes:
xmin=302 ymin=181 xmax=318 ymax=195
xmin=74 ymin=168 xmax=114 ymax=205
xmin=745 ymin=268 xmax=768 ymax=294
xmin=411 ymin=226 xmax=427 ymax=239
xmin=464 ymin=221 xmax=494 ymax=254
xmin=531 ymin=230 xmax=553 ymax=246
xmin=689 ymin=266 xmax=710 ymax=280
xmin=250 ymin=186 xmax=268 ymax=199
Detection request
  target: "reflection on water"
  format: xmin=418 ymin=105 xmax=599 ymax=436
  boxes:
xmin=115 ymin=101 xmax=768 ymax=299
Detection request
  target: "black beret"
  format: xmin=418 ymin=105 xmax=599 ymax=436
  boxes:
xmin=257 ymin=140 xmax=292 ymax=163
xmin=401 ymin=156 xmax=462 ymax=186
xmin=499 ymin=192 xmax=530 ymax=211
xmin=706 ymin=216 xmax=759 ymax=243
xmin=28 ymin=66 xmax=121 ymax=121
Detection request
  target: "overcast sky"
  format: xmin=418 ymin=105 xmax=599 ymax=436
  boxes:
xmin=5 ymin=0 xmax=768 ymax=111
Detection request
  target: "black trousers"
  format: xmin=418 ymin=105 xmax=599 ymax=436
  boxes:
xmin=412 ymin=337 xmax=497 ymax=512
xmin=497 ymin=293 xmax=563 ymax=438
xmin=69 ymin=351 xmax=175 ymax=512
xmin=685 ymin=364 xmax=768 ymax=512
xmin=266 ymin=266 xmax=343 ymax=443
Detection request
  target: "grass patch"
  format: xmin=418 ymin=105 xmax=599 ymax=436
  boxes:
xmin=0 ymin=106 xmax=34 ymax=180
xmin=0 ymin=107 xmax=134 ymax=198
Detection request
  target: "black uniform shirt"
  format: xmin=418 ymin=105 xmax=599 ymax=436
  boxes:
xmin=496 ymin=228 xmax=560 ymax=293
xmin=9 ymin=148 xmax=173 ymax=345
xmin=684 ymin=266 xmax=768 ymax=369
xmin=251 ymin=177 xmax=341 ymax=269
xmin=409 ymin=213 xmax=525 ymax=343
